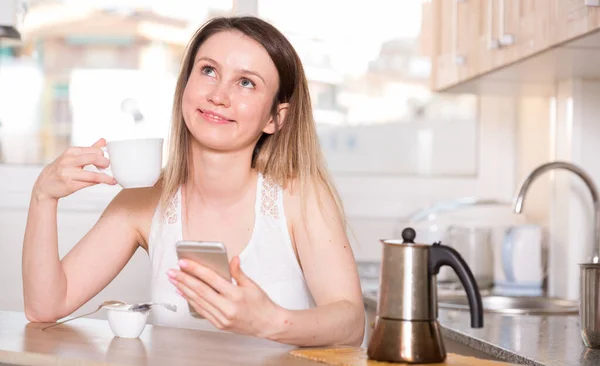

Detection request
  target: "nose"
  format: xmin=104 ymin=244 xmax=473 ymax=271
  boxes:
xmin=206 ymin=81 xmax=231 ymax=108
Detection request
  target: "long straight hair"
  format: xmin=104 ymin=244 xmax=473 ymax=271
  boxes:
xmin=160 ymin=16 xmax=345 ymax=224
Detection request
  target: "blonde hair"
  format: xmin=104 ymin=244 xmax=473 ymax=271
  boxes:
xmin=160 ymin=16 xmax=345 ymax=223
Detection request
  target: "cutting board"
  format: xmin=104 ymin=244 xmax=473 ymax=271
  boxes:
xmin=290 ymin=347 xmax=519 ymax=366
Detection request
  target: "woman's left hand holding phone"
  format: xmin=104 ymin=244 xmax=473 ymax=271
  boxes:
xmin=167 ymin=257 xmax=285 ymax=339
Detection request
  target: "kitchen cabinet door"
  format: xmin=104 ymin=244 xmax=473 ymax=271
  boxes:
xmin=550 ymin=0 xmax=592 ymax=45
xmin=424 ymin=0 xmax=600 ymax=93
xmin=586 ymin=2 xmax=600 ymax=33
xmin=476 ymin=0 xmax=502 ymax=73
xmin=503 ymin=0 xmax=551 ymax=59
xmin=430 ymin=0 xmax=480 ymax=91
xmin=478 ymin=0 xmax=551 ymax=74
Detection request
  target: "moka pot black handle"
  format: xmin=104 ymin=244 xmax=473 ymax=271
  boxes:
xmin=428 ymin=241 xmax=484 ymax=328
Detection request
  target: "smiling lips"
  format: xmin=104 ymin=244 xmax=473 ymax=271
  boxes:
xmin=198 ymin=109 xmax=234 ymax=124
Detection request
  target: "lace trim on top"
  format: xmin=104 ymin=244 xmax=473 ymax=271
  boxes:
xmin=163 ymin=192 xmax=179 ymax=224
xmin=162 ymin=175 xmax=279 ymax=224
xmin=260 ymin=176 xmax=279 ymax=219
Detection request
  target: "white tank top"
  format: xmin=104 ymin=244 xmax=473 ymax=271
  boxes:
xmin=148 ymin=173 xmax=316 ymax=331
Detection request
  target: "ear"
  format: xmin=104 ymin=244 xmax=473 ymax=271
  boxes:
xmin=263 ymin=103 xmax=289 ymax=135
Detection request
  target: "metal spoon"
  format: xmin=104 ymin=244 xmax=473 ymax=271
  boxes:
xmin=41 ymin=300 xmax=126 ymax=330
xmin=129 ymin=302 xmax=177 ymax=312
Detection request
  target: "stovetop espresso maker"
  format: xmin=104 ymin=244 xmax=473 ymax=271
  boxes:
xmin=367 ymin=227 xmax=484 ymax=364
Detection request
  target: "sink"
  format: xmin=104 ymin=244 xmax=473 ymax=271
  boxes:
xmin=438 ymin=295 xmax=579 ymax=315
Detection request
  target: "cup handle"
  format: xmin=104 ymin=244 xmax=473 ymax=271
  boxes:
xmin=99 ymin=146 xmax=113 ymax=177
xmin=85 ymin=147 xmax=113 ymax=178
xmin=502 ymin=227 xmax=516 ymax=283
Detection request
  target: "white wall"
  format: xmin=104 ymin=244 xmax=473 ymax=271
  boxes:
xmin=335 ymin=95 xmax=519 ymax=260
xmin=0 ymin=95 xmax=520 ymax=318
xmin=547 ymin=79 xmax=600 ymax=300
xmin=511 ymin=79 xmax=600 ymax=301
xmin=514 ymin=97 xmax=552 ymax=226
xmin=0 ymin=166 xmax=151 ymax=319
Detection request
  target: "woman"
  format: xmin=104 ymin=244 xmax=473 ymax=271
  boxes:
xmin=22 ymin=16 xmax=365 ymax=347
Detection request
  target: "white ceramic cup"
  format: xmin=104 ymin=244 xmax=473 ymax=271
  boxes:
xmin=106 ymin=307 xmax=149 ymax=338
xmin=102 ymin=138 xmax=163 ymax=188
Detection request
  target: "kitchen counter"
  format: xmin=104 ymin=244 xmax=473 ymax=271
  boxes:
xmin=363 ymin=292 xmax=600 ymax=366
xmin=0 ymin=311 xmax=320 ymax=366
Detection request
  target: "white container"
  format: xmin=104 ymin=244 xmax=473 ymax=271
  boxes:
xmin=106 ymin=306 xmax=149 ymax=338
xmin=443 ymin=225 xmax=495 ymax=289
xmin=396 ymin=199 xmax=528 ymax=286
xmin=495 ymin=224 xmax=545 ymax=296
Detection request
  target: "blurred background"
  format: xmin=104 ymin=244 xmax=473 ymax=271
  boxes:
xmin=1 ymin=0 xmax=564 ymax=319
xmin=0 ymin=0 xmax=477 ymax=173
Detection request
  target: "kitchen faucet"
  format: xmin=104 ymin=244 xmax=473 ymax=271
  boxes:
xmin=513 ymin=161 xmax=600 ymax=264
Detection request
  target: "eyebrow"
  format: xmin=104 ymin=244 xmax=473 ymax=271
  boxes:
xmin=195 ymin=56 xmax=266 ymax=85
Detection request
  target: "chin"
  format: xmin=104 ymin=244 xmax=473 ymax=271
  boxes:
xmin=188 ymin=131 xmax=241 ymax=152
xmin=192 ymin=137 xmax=233 ymax=151
xmin=185 ymin=121 xmax=257 ymax=154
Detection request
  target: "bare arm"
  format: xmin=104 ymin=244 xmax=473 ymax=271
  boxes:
xmin=22 ymin=195 xmax=64 ymax=321
xmin=22 ymin=140 xmax=155 ymax=322
xmin=268 ymin=180 xmax=365 ymax=346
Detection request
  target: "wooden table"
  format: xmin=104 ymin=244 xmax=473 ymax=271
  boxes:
xmin=0 ymin=311 xmax=322 ymax=366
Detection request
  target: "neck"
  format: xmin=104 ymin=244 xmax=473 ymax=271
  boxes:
xmin=186 ymin=142 xmax=257 ymax=208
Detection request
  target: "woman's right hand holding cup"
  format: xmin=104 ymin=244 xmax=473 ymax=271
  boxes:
xmin=32 ymin=138 xmax=117 ymax=202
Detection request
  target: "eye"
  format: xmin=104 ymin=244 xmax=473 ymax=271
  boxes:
xmin=239 ymin=78 xmax=255 ymax=89
xmin=201 ymin=65 xmax=216 ymax=77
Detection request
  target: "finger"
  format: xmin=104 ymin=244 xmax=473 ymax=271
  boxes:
xmin=170 ymin=270 xmax=234 ymax=313
xmin=229 ymin=256 xmax=253 ymax=286
xmin=177 ymin=284 xmax=222 ymax=326
xmin=70 ymin=180 xmax=98 ymax=192
xmin=178 ymin=259 xmax=236 ymax=297
xmin=177 ymin=281 xmax=224 ymax=325
xmin=65 ymin=146 xmax=105 ymax=157
xmin=71 ymin=170 xmax=116 ymax=185
xmin=91 ymin=138 xmax=107 ymax=147
xmin=172 ymin=278 xmax=228 ymax=327
xmin=188 ymin=298 xmax=223 ymax=328
xmin=66 ymin=153 xmax=110 ymax=169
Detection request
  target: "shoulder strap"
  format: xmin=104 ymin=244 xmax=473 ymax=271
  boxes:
xmin=258 ymin=174 xmax=280 ymax=219
xmin=163 ymin=187 xmax=181 ymax=224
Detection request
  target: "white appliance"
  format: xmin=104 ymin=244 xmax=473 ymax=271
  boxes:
xmin=0 ymin=0 xmax=21 ymax=42
xmin=395 ymin=197 xmax=530 ymax=290
xmin=495 ymin=224 xmax=546 ymax=296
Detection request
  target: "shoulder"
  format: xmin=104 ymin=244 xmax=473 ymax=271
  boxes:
xmin=103 ymin=181 xmax=163 ymax=248
xmin=281 ymin=176 xmax=349 ymax=265
xmin=282 ymin=176 xmax=343 ymax=228
xmin=107 ymin=181 xmax=162 ymax=215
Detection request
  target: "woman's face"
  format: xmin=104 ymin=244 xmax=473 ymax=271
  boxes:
xmin=182 ymin=30 xmax=282 ymax=152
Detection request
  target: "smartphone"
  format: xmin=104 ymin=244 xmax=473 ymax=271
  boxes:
xmin=175 ymin=241 xmax=232 ymax=318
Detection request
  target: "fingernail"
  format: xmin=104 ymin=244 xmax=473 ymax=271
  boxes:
xmin=176 ymin=289 xmax=184 ymax=296
xmin=178 ymin=260 xmax=187 ymax=268
xmin=167 ymin=269 xmax=176 ymax=278
xmin=168 ymin=277 xmax=177 ymax=285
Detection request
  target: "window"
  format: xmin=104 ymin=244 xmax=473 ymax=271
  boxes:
xmin=257 ymin=0 xmax=478 ymax=176
xmin=0 ymin=0 xmax=233 ymax=165
xmin=1 ymin=0 xmax=477 ymax=176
